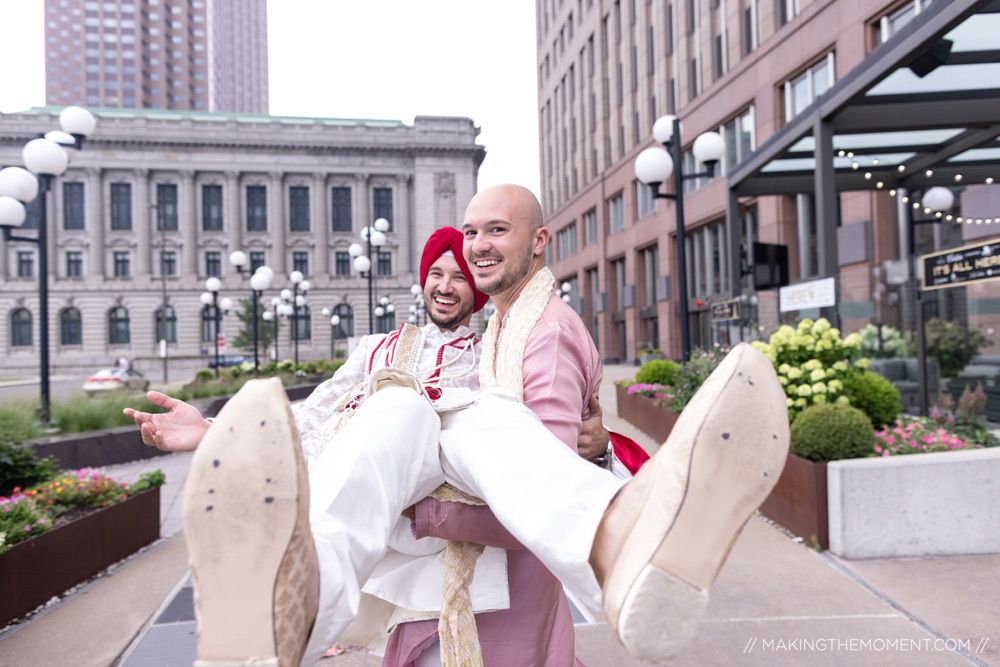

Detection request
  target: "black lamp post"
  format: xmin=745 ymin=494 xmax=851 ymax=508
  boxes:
xmin=200 ymin=278 xmax=231 ymax=378
xmin=634 ymin=115 xmax=726 ymax=362
xmin=287 ymin=271 xmax=310 ymax=364
xmin=322 ymin=308 xmax=341 ymax=360
xmin=231 ymin=251 xmax=273 ymax=376
xmin=0 ymin=106 xmax=96 ymax=424
xmin=350 ymin=217 xmax=390 ymax=334
xmin=263 ymin=296 xmax=285 ymax=362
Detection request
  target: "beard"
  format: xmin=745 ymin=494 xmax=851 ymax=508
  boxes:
xmin=426 ymin=292 xmax=475 ymax=330
xmin=471 ymin=242 xmax=534 ymax=296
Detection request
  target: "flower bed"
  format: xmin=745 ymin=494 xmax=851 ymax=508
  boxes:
xmin=0 ymin=485 xmax=161 ymax=626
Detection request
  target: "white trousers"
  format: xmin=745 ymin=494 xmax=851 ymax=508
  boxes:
xmin=301 ymin=387 xmax=625 ymax=665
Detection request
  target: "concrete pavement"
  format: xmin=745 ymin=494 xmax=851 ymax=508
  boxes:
xmin=0 ymin=365 xmax=994 ymax=666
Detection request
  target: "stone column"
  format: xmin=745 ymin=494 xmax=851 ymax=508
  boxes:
xmin=133 ymin=168 xmax=151 ymax=276
xmin=180 ymin=170 xmax=197 ymax=274
xmin=396 ymin=174 xmax=411 ymax=274
xmin=313 ymin=172 xmax=328 ymax=276
xmin=85 ymin=167 xmax=104 ymax=276
xmin=355 ymin=173 xmax=369 ymax=231
xmin=226 ymin=171 xmax=241 ymax=259
xmin=269 ymin=172 xmax=285 ymax=274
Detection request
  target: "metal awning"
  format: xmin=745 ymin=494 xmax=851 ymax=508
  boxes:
xmin=728 ymin=0 xmax=1000 ymax=197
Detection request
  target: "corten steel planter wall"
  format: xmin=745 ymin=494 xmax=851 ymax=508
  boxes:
xmin=0 ymin=487 xmax=160 ymax=626
xmin=27 ymin=426 xmax=164 ymax=470
xmin=615 ymin=385 xmax=680 ymax=444
xmin=203 ymin=382 xmax=322 ymax=418
xmin=759 ymin=453 xmax=829 ymax=550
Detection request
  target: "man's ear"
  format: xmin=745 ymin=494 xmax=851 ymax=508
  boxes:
xmin=533 ymin=226 xmax=550 ymax=258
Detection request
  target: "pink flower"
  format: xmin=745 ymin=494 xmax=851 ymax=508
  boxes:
xmin=24 ymin=525 xmax=31 ymax=531
xmin=909 ymin=441 xmax=917 ymax=447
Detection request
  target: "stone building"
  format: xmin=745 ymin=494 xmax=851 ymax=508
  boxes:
xmin=0 ymin=107 xmax=485 ymax=378
xmin=537 ymin=0 xmax=1000 ymax=362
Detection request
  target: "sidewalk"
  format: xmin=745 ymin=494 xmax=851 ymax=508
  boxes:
xmin=0 ymin=367 xmax=994 ymax=666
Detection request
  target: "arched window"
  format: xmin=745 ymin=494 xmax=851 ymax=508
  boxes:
xmin=294 ymin=305 xmax=311 ymax=341
xmin=60 ymin=307 xmax=82 ymax=345
xmin=109 ymin=306 xmax=130 ymax=344
xmin=201 ymin=305 xmax=219 ymax=343
xmin=155 ymin=306 xmax=177 ymax=343
xmin=11 ymin=308 xmax=32 ymax=347
xmin=376 ymin=311 xmax=395 ymax=334
xmin=333 ymin=304 xmax=353 ymax=338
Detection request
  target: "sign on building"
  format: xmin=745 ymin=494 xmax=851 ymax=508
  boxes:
xmin=922 ymin=238 xmax=1000 ymax=291
xmin=711 ymin=299 xmax=740 ymax=322
xmin=779 ymin=277 xmax=836 ymax=312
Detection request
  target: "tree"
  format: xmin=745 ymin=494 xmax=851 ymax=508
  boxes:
xmin=231 ymin=297 xmax=277 ymax=360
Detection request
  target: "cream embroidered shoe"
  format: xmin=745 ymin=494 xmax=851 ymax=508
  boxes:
xmin=182 ymin=378 xmax=319 ymax=667
xmin=591 ymin=343 xmax=789 ymax=661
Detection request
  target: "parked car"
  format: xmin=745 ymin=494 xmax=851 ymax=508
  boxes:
xmin=82 ymin=368 xmax=150 ymax=395
xmin=207 ymin=355 xmax=247 ymax=368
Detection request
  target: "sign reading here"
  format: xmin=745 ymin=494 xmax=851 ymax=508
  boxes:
xmin=922 ymin=238 xmax=1000 ymax=291
xmin=779 ymin=277 xmax=836 ymax=313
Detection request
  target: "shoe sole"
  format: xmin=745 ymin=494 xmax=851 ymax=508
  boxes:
xmin=605 ymin=343 xmax=789 ymax=661
xmin=183 ymin=378 xmax=302 ymax=667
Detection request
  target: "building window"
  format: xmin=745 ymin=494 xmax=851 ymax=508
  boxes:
xmin=722 ymin=106 xmax=756 ymax=174
xmin=642 ymin=245 xmax=660 ymax=308
xmin=878 ymin=0 xmax=932 ymax=44
xmin=557 ymin=223 xmax=578 ymax=259
xmin=205 ymin=251 xmax=221 ymax=276
xmin=66 ymin=251 xmax=83 ymax=277
xmin=609 ymin=193 xmax=625 ymax=233
xmin=331 ymin=186 xmax=352 ymax=232
xmin=293 ymin=251 xmax=308 ymax=275
xmin=63 ymin=182 xmax=85 ymax=229
xmin=157 ymin=183 xmax=178 ymax=230
xmin=110 ymin=182 xmax=132 ymax=230
xmin=584 ymin=208 xmax=598 ymax=245
xmin=250 ymin=251 xmax=265 ymax=272
xmin=154 ymin=306 xmax=177 ymax=343
xmin=201 ymin=305 xmax=219 ymax=342
xmin=246 ymin=185 xmax=267 ymax=231
xmin=335 ymin=251 xmax=350 ymax=276
xmin=60 ymin=307 xmax=82 ymax=345
xmin=113 ymin=251 xmax=130 ymax=277
xmin=373 ymin=187 xmax=393 ymax=231
xmin=161 ymin=250 xmax=176 ymax=276
xmin=109 ymin=306 xmax=130 ymax=344
xmin=376 ymin=251 xmax=392 ymax=276
xmin=202 ymin=184 xmax=222 ymax=231
xmin=376 ymin=309 xmax=395 ymax=335
xmin=779 ymin=0 xmax=800 ymax=26
xmin=17 ymin=251 xmax=34 ymax=278
xmin=11 ymin=308 xmax=32 ymax=347
xmin=744 ymin=0 xmax=761 ymax=55
xmin=294 ymin=305 xmax=311 ymax=340
xmin=289 ymin=186 xmax=309 ymax=231
xmin=636 ymin=182 xmax=656 ymax=218
xmin=784 ymin=52 xmax=835 ymax=121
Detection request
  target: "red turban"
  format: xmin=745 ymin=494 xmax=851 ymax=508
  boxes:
xmin=419 ymin=226 xmax=489 ymax=313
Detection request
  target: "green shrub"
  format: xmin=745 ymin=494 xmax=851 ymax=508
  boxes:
xmin=0 ymin=442 xmax=58 ymax=496
xmin=0 ymin=402 xmax=43 ymax=446
xmin=635 ymin=359 xmax=682 ymax=387
xmin=126 ymin=469 xmax=166 ymax=495
xmin=841 ymin=371 xmax=901 ymax=430
xmin=924 ymin=317 xmax=989 ymax=378
xmin=52 ymin=395 xmax=167 ymax=434
xmin=790 ymin=403 xmax=876 ymax=462
xmin=857 ymin=324 xmax=915 ymax=359
xmin=667 ymin=346 xmax=731 ymax=413
xmin=194 ymin=369 xmax=214 ymax=383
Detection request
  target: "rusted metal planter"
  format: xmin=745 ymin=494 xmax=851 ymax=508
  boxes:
xmin=0 ymin=487 xmax=161 ymax=627
xmin=759 ymin=453 xmax=829 ymax=550
xmin=615 ymin=384 xmax=680 ymax=444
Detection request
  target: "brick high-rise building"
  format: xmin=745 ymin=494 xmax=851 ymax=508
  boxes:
xmin=43 ymin=0 xmax=268 ymax=113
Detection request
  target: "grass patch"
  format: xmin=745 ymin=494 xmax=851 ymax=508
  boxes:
xmin=52 ymin=394 xmax=167 ymax=434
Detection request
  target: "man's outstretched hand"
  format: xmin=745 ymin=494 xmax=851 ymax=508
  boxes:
xmin=123 ymin=391 xmax=211 ymax=452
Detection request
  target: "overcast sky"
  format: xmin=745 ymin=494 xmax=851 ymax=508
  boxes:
xmin=0 ymin=0 xmax=542 ymax=196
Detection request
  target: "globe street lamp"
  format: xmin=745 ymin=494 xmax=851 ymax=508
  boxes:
xmin=288 ymin=271 xmax=310 ymax=364
xmin=0 ymin=106 xmax=96 ymax=423
xmin=634 ymin=114 xmax=726 ymax=362
xmin=201 ymin=277 xmax=229 ymax=378
xmin=374 ymin=296 xmax=395 ymax=333
xmin=262 ymin=295 xmax=285 ymax=362
xmin=408 ymin=283 xmax=426 ymax=326
xmin=232 ymin=252 xmax=272 ymax=376
xmin=321 ymin=308 xmax=342 ymax=360
xmin=349 ymin=217 xmax=390 ymax=334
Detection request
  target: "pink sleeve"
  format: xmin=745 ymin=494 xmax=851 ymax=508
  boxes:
xmin=413 ymin=497 xmax=524 ymax=550
xmin=521 ymin=322 xmax=591 ymax=452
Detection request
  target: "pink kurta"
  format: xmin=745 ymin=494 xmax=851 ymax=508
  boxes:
xmin=383 ymin=294 xmax=602 ymax=667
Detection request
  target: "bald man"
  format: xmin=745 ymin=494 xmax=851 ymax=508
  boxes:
xmin=179 ymin=185 xmax=789 ymax=667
